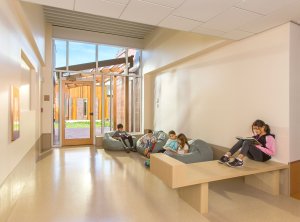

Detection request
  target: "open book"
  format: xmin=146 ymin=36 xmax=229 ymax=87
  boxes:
xmin=235 ymin=136 xmax=261 ymax=145
xmin=164 ymin=147 xmax=191 ymax=155
xmin=163 ymin=147 xmax=177 ymax=153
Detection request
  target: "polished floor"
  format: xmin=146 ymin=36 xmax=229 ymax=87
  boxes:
xmin=7 ymin=147 xmax=300 ymax=222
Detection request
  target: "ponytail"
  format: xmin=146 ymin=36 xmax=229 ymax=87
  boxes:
xmin=264 ymin=124 xmax=271 ymax=134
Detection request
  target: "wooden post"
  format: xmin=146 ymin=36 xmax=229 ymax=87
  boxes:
xmin=113 ymin=76 xmax=117 ymax=130
xmin=244 ymin=171 xmax=280 ymax=195
xmin=178 ymin=183 xmax=209 ymax=214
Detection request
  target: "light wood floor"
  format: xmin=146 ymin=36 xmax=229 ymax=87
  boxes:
xmin=7 ymin=147 xmax=300 ymax=222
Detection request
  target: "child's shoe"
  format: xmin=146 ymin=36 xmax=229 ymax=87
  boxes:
xmin=124 ymin=147 xmax=130 ymax=153
xmin=144 ymin=159 xmax=150 ymax=168
xmin=227 ymin=158 xmax=243 ymax=167
xmin=218 ymin=155 xmax=230 ymax=164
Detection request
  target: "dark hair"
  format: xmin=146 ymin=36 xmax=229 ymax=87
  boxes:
xmin=117 ymin=123 xmax=123 ymax=129
xmin=252 ymin=119 xmax=271 ymax=134
xmin=147 ymin=129 xmax=153 ymax=134
xmin=169 ymin=130 xmax=176 ymax=135
xmin=177 ymin=133 xmax=190 ymax=148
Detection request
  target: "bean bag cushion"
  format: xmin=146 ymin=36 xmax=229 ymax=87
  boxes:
xmin=103 ymin=131 xmax=137 ymax=151
xmin=136 ymin=131 xmax=168 ymax=155
xmin=166 ymin=139 xmax=213 ymax=164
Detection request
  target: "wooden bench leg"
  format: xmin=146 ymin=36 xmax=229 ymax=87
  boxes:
xmin=244 ymin=170 xmax=280 ymax=195
xmin=178 ymin=183 xmax=208 ymax=214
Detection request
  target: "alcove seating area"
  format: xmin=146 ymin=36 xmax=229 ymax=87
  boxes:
xmin=102 ymin=130 xmax=214 ymax=164
xmin=150 ymin=146 xmax=289 ymax=214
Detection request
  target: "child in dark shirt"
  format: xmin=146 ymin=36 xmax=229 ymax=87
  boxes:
xmin=112 ymin=123 xmax=135 ymax=153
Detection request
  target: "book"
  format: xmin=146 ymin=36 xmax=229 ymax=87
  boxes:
xmin=163 ymin=147 xmax=191 ymax=155
xmin=235 ymin=136 xmax=261 ymax=145
xmin=163 ymin=147 xmax=177 ymax=152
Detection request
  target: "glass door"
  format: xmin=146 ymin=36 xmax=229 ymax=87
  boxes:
xmin=62 ymin=80 xmax=93 ymax=145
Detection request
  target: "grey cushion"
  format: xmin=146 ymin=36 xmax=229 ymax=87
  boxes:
xmin=166 ymin=139 xmax=213 ymax=164
xmin=136 ymin=131 xmax=168 ymax=155
xmin=103 ymin=131 xmax=137 ymax=151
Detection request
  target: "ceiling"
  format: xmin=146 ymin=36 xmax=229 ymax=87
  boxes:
xmin=21 ymin=0 xmax=300 ymax=40
xmin=43 ymin=6 xmax=156 ymax=39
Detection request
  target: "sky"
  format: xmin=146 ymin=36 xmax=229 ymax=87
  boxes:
xmin=54 ymin=40 xmax=125 ymax=68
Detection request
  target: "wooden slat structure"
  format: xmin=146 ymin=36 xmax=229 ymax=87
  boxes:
xmin=56 ymin=55 xmax=134 ymax=71
xmin=54 ymin=53 xmax=140 ymax=145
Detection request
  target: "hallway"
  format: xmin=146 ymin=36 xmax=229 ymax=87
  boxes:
xmin=7 ymin=147 xmax=300 ymax=222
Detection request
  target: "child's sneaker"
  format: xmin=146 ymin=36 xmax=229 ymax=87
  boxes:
xmin=218 ymin=155 xmax=230 ymax=164
xmin=144 ymin=159 xmax=150 ymax=168
xmin=227 ymin=158 xmax=243 ymax=167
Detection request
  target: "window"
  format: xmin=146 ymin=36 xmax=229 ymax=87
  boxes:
xmin=52 ymin=39 xmax=142 ymax=145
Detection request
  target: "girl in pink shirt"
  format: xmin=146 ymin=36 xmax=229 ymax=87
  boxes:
xmin=219 ymin=119 xmax=276 ymax=167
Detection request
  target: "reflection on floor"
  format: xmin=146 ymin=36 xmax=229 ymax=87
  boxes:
xmin=53 ymin=127 xmax=111 ymax=144
xmin=7 ymin=147 xmax=300 ymax=222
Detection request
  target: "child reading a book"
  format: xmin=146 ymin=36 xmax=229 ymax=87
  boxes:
xmin=177 ymin=133 xmax=190 ymax=154
xmin=145 ymin=130 xmax=178 ymax=168
xmin=162 ymin=130 xmax=178 ymax=152
xmin=218 ymin=119 xmax=276 ymax=167
xmin=112 ymin=123 xmax=135 ymax=153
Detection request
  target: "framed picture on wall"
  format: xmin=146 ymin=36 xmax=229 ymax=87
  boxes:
xmin=11 ymin=86 xmax=20 ymax=141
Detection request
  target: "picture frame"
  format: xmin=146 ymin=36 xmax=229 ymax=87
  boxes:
xmin=11 ymin=86 xmax=20 ymax=141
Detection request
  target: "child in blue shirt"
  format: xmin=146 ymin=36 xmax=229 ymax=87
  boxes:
xmin=163 ymin=130 xmax=178 ymax=152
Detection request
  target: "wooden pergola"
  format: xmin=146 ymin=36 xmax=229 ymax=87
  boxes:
xmin=57 ymin=55 xmax=136 ymax=131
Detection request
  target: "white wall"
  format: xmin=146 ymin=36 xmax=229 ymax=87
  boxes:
xmin=146 ymin=24 xmax=291 ymax=163
xmin=289 ymin=22 xmax=300 ymax=162
xmin=41 ymin=23 xmax=53 ymax=134
xmin=0 ymin=0 xmax=44 ymax=184
xmin=21 ymin=1 xmax=46 ymax=62
xmin=143 ymin=28 xmax=227 ymax=74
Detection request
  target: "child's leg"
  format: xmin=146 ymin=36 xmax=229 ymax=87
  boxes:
xmin=237 ymin=140 xmax=256 ymax=160
xmin=126 ymin=135 xmax=134 ymax=148
xmin=119 ymin=136 xmax=128 ymax=148
xmin=119 ymin=136 xmax=130 ymax=153
xmin=227 ymin=140 xmax=244 ymax=156
xmin=150 ymin=142 xmax=156 ymax=152
xmin=226 ymin=141 xmax=254 ymax=167
xmin=146 ymin=140 xmax=150 ymax=149
xmin=246 ymin=146 xmax=268 ymax=161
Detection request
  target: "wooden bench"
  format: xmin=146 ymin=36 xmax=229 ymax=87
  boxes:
xmin=150 ymin=153 xmax=289 ymax=214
